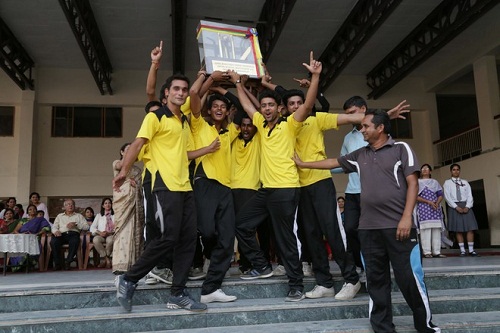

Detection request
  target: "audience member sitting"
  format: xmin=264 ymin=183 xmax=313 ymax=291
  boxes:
xmin=14 ymin=204 xmax=24 ymax=219
xmin=50 ymin=198 xmax=89 ymax=270
xmin=84 ymin=207 xmax=95 ymax=227
xmin=29 ymin=192 xmax=49 ymax=221
xmin=90 ymin=198 xmax=115 ymax=268
xmin=14 ymin=204 xmax=51 ymax=235
xmin=0 ymin=197 xmax=16 ymax=219
xmin=0 ymin=208 xmax=24 ymax=270
xmin=9 ymin=205 xmax=51 ymax=271
xmin=0 ymin=208 xmax=20 ymax=234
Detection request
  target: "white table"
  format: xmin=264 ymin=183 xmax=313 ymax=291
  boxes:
xmin=0 ymin=234 xmax=40 ymax=275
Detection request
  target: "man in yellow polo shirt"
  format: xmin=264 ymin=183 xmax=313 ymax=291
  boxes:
xmin=287 ymin=90 xmax=363 ymax=300
xmin=113 ymin=73 xmax=206 ymax=313
xmin=227 ymin=52 xmax=322 ymax=302
xmin=188 ymin=73 xmax=240 ymax=304
xmin=230 ymin=115 xmax=272 ymax=274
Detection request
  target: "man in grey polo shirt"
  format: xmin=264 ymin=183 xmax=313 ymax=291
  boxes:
xmin=294 ymin=109 xmax=440 ymax=333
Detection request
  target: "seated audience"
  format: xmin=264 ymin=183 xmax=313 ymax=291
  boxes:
xmin=90 ymin=198 xmax=115 ymax=268
xmin=0 ymin=197 xmax=16 ymax=219
xmin=29 ymin=192 xmax=49 ymax=220
xmin=0 ymin=208 xmax=20 ymax=234
xmin=14 ymin=204 xmax=51 ymax=235
xmin=14 ymin=204 xmax=24 ymax=219
xmin=84 ymin=207 xmax=95 ymax=227
xmin=50 ymin=199 xmax=89 ymax=270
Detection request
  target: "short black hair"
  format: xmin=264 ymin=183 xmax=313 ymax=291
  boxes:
xmin=145 ymin=100 xmax=162 ymax=113
xmin=282 ymin=89 xmax=304 ymax=106
xmin=30 ymin=192 xmax=40 ymax=199
xmin=159 ymin=73 xmax=190 ymax=102
xmin=207 ymin=94 xmax=230 ymax=109
xmin=258 ymin=89 xmax=281 ymax=105
xmin=450 ymin=163 xmax=461 ymax=171
xmin=365 ymin=108 xmax=391 ymax=134
xmin=343 ymin=96 xmax=367 ymax=110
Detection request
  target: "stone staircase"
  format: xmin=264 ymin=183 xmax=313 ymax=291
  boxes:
xmin=1 ymin=260 xmax=500 ymax=333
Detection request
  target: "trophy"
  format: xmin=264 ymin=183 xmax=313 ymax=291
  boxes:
xmin=197 ymin=20 xmax=265 ymax=79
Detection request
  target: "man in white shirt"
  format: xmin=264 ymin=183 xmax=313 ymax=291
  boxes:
xmin=50 ymin=199 xmax=89 ymax=270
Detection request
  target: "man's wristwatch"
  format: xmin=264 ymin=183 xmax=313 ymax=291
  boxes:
xmin=235 ymin=78 xmax=241 ymax=84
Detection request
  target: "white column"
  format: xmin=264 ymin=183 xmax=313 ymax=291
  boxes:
xmin=15 ymin=90 xmax=36 ymax=205
xmin=473 ymin=56 xmax=500 ymax=151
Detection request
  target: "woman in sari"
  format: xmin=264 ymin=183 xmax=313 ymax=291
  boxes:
xmin=0 ymin=208 xmax=20 ymax=234
xmin=6 ymin=206 xmax=50 ymax=271
xmin=13 ymin=204 xmax=51 ymax=235
xmin=112 ymin=143 xmax=145 ymax=274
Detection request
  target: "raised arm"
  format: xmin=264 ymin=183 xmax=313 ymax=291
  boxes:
xmin=293 ymin=51 xmax=322 ymax=122
xmin=387 ymin=100 xmax=410 ymax=120
xmin=147 ymin=41 xmax=163 ymax=102
xmin=294 ymin=78 xmax=330 ymax=113
xmin=228 ymin=70 xmax=257 ymax=119
xmin=190 ymin=71 xmax=206 ymax=118
xmin=240 ymin=75 xmax=260 ymax=109
xmin=260 ymin=63 xmax=277 ymax=91
xmin=198 ymin=70 xmax=229 ymax=97
xmin=337 ymin=102 xmax=410 ymax=126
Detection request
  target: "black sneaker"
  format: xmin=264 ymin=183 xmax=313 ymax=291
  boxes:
xmin=166 ymin=290 xmax=207 ymax=312
xmin=116 ymin=275 xmax=137 ymax=312
xmin=469 ymin=251 xmax=480 ymax=257
xmin=286 ymin=289 xmax=305 ymax=302
xmin=240 ymin=265 xmax=273 ymax=280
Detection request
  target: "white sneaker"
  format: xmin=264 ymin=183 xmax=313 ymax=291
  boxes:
xmin=335 ymin=281 xmax=361 ymax=300
xmin=302 ymin=262 xmax=313 ymax=277
xmin=145 ymin=274 xmax=158 ymax=285
xmin=358 ymin=270 xmax=366 ymax=284
xmin=200 ymin=289 xmax=237 ymax=303
xmin=305 ymin=285 xmax=335 ymax=299
xmin=273 ymin=264 xmax=286 ymax=276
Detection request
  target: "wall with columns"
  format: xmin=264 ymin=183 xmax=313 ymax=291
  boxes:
xmin=0 ymin=59 xmax=498 ymax=244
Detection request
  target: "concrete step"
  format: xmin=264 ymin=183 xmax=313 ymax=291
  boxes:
xmin=142 ymin=311 xmax=500 ymax=333
xmin=1 ymin=270 xmax=499 ymax=314
xmin=1 ymin=287 xmax=499 ymax=332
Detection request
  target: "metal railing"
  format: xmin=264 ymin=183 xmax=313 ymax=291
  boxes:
xmin=436 ymin=126 xmax=482 ymax=165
